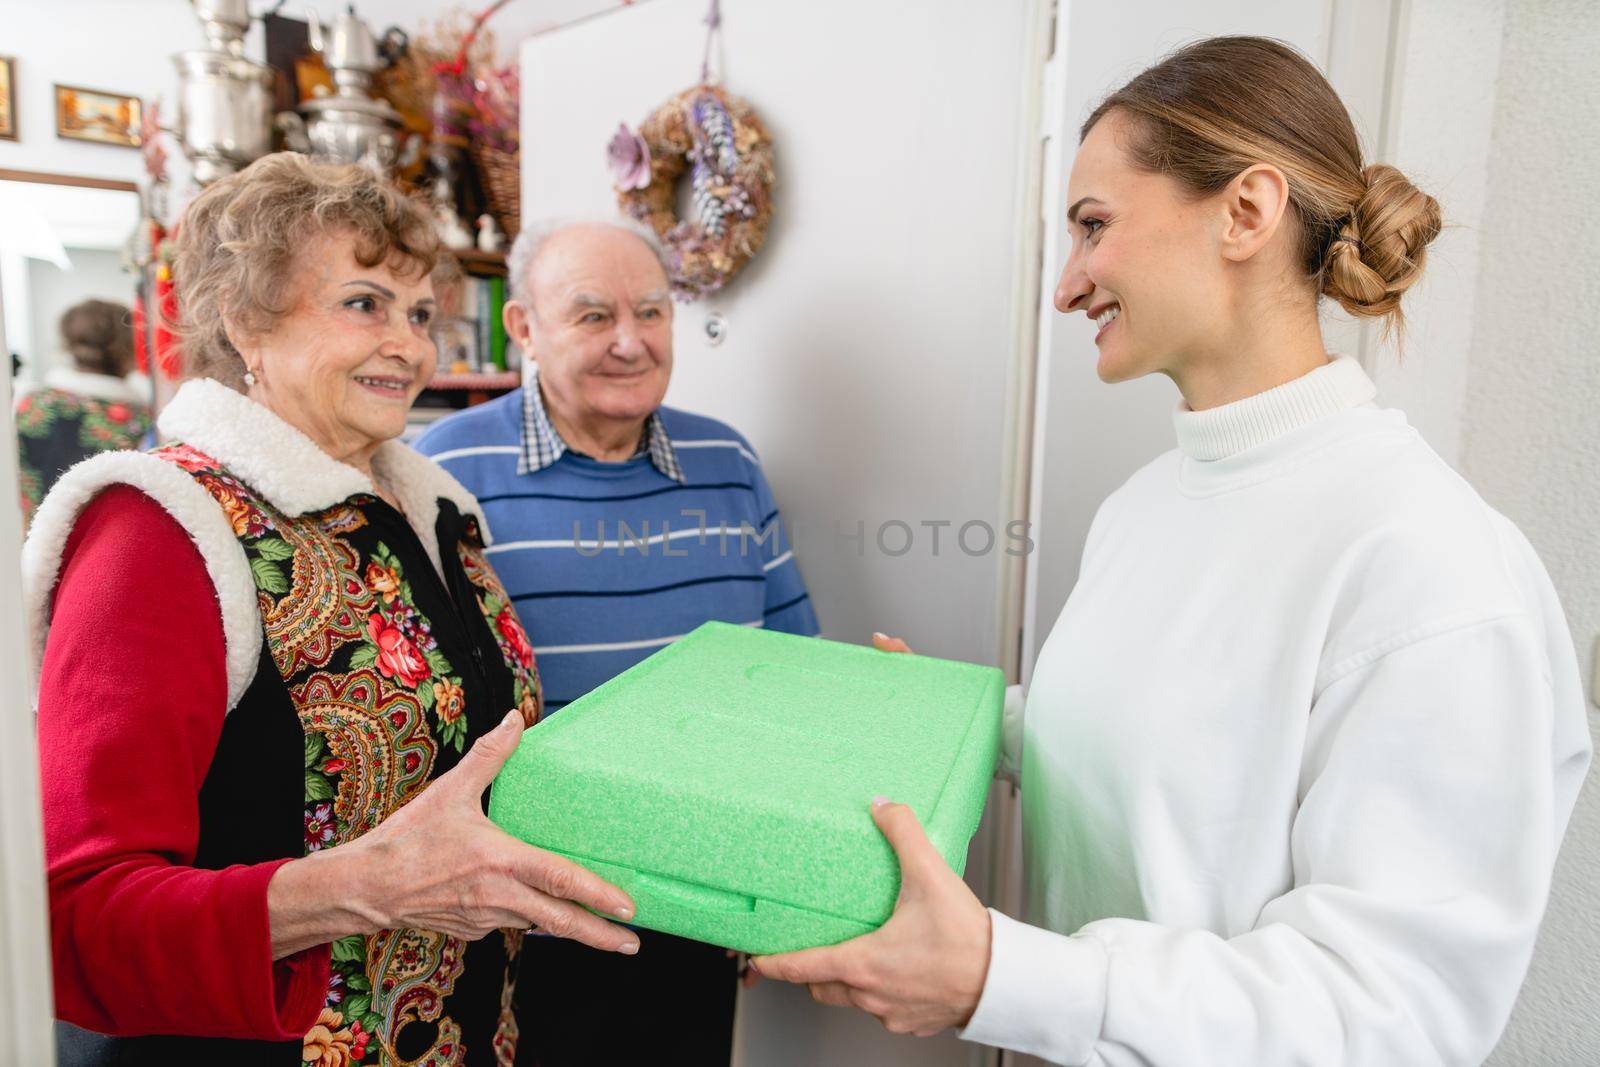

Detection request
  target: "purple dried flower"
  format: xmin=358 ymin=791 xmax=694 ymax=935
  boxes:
xmin=607 ymin=124 xmax=652 ymax=191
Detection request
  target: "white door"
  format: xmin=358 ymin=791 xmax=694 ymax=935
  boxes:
xmin=0 ymin=256 xmax=57 ymax=1067
xmin=520 ymin=2 xmax=1045 ymax=1063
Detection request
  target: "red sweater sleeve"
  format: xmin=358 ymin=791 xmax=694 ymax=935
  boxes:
xmin=37 ymin=484 xmax=330 ymax=1039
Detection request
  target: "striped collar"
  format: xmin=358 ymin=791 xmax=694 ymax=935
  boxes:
xmin=518 ymin=365 xmax=684 ymax=483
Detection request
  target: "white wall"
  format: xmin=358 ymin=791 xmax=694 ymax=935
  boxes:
xmin=1452 ymin=1 xmax=1600 ymax=1061
xmin=297 ymin=0 xmax=619 ymax=57
xmin=0 ymin=0 xmax=206 ymax=183
xmin=1349 ymin=1 xmax=1599 ymax=1057
xmin=1363 ymin=0 xmax=1508 ymax=466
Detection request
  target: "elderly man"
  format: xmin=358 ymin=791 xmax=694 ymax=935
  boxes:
xmin=414 ymin=219 xmax=817 ymax=1065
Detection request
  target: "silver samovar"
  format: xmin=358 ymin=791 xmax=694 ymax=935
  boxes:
xmin=277 ymin=6 xmax=418 ymax=173
xmin=172 ymin=0 xmax=275 ymax=184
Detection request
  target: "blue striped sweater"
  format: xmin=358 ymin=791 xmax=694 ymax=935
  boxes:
xmin=414 ymin=389 xmax=819 ymax=712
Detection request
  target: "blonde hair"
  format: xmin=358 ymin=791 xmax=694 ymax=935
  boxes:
xmin=1084 ymin=36 xmax=1441 ymax=334
xmin=173 ymin=152 xmax=440 ymax=387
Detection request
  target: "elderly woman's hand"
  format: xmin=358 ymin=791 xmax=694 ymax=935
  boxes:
xmin=269 ymin=709 xmax=639 ymax=956
xmin=750 ymin=797 xmax=992 ymax=1037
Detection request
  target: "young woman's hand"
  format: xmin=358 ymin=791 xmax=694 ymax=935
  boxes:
xmin=871 ymin=632 xmax=913 ymax=654
xmin=728 ymin=949 xmax=762 ymax=988
xmin=749 ymin=797 xmax=992 ymax=1037
xmin=269 ymin=709 xmax=639 ymax=957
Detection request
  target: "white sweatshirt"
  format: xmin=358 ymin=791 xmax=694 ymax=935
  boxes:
xmin=961 ymin=357 xmax=1592 ymax=1066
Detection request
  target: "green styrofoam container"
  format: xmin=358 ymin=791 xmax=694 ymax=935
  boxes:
xmin=489 ymin=622 xmax=1004 ymax=955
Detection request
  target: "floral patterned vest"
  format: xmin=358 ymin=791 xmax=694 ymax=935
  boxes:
xmin=151 ymin=441 xmax=542 ymax=1067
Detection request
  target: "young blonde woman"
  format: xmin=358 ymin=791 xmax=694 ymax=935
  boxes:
xmin=752 ymin=37 xmax=1592 ymax=1065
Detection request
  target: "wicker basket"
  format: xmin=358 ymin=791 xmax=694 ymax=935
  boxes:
xmin=471 ymin=143 xmax=520 ymax=240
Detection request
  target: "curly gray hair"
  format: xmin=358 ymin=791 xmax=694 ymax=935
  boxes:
xmin=173 ymin=152 xmax=440 ymax=389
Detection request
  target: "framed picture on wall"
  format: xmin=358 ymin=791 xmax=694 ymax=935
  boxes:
xmin=54 ymin=83 xmax=141 ymax=148
xmin=0 ymin=56 xmax=17 ymax=141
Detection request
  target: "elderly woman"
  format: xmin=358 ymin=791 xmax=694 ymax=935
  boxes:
xmin=23 ymin=153 xmax=638 ymax=1067
xmin=15 ymin=298 xmax=152 ymax=525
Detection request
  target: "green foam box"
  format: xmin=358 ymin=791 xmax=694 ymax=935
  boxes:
xmin=489 ymin=621 xmax=1004 ymax=955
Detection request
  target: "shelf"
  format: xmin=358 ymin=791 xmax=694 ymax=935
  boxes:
xmin=452 ymin=248 xmax=509 ymax=277
xmin=426 ymin=370 xmax=520 ymax=391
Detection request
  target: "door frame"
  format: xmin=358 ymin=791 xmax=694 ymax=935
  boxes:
xmin=0 ymin=250 xmax=56 ymax=1065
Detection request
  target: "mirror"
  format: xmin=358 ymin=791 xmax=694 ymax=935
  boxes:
xmin=0 ymin=169 xmax=148 ymax=529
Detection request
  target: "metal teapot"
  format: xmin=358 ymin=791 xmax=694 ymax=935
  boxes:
xmin=308 ymin=5 xmax=384 ymax=91
xmin=279 ymin=4 xmax=418 ymax=173
xmin=172 ymin=0 xmax=274 ymax=184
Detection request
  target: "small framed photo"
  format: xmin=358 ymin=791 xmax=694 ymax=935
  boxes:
xmin=54 ymin=83 xmax=141 ymax=148
xmin=433 ymin=315 xmax=483 ymax=374
xmin=0 ymin=56 xmax=17 ymax=141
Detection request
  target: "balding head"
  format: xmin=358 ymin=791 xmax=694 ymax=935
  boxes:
xmin=500 ymin=219 xmax=675 ymax=451
xmin=508 ymin=218 xmax=670 ymax=312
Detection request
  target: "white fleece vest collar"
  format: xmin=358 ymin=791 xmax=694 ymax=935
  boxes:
xmin=24 ymin=382 xmax=494 ymax=712
xmin=158 ymin=379 xmax=492 ymax=575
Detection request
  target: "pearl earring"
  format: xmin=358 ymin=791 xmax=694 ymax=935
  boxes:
xmin=243 ymin=369 xmax=257 ymax=387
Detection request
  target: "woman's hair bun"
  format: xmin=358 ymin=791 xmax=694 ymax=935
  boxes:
xmin=59 ymin=299 xmax=134 ymax=377
xmin=1322 ymin=164 xmax=1443 ymax=325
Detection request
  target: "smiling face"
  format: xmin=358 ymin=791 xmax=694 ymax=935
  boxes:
xmin=1054 ymin=110 xmax=1234 ymax=385
xmin=510 ymin=224 xmax=673 ymax=434
xmin=240 ymin=230 xmax=437 ymax=469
